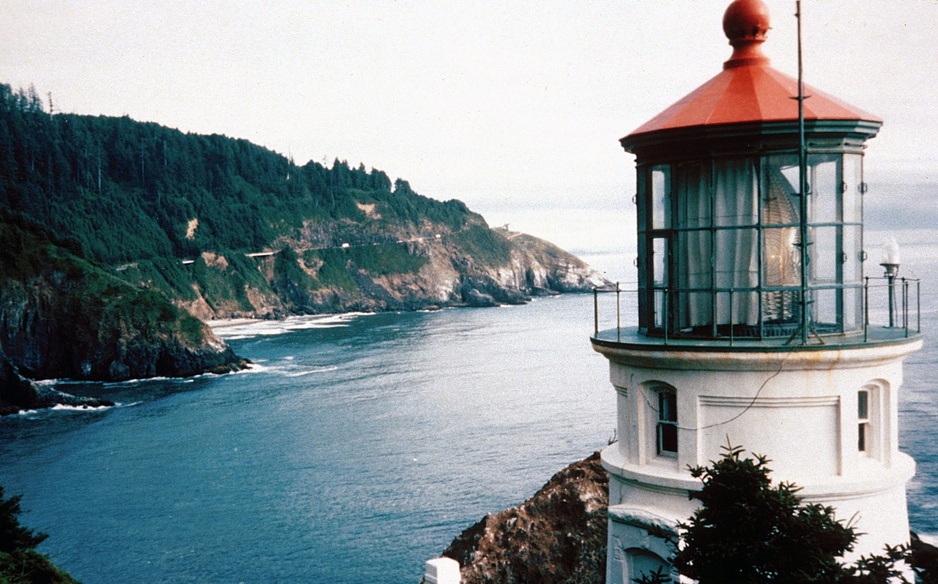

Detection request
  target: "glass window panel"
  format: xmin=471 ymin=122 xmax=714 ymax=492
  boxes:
xmin=763 ymin=155 xmax=800 ymax=226
xmin=714 ymin=159 xmax=757 ymax=226
xmin=653 ymin=238 xmax=668 ymax=286
xmin=809 ymin=156 xmax=839 ymax=224
xmin=780 ymin=165 xmax=800 ymax=193
xmin=813 ymin=288 xmax=838 ymax=328
xmin=810 ymin=226 xmax=838 ymax=284
xmin=659 ymin=424 xmax=678 ymax=454
xmin=763 ymin=290 xmax=799 ymax=324
xmin=651 ymin=166 xmax=670 ymax=229
xmin=657 ymin=390 xmax=678 ymax=455
xmin=717 ymin=290 xmax=758 ymax=327
xmin=763 ymin=227 xmax=800 ymax=287
xmin=844 ymin=286 xmax=861 ymax=331
xmin=858 ymin=390 xmax=869 ymax=419
xmin=654 ymin=290 xmax=666 ymax=330
xmin=679 ymin=163 xmax=711 ymax=228
xmin=843 ymin=154 xmax=863 ymax=223
xmin=843 ymin=225 xmax=862 ymax=283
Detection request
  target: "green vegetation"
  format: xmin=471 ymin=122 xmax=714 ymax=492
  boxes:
xmin=0 ymin=211 xmax=211 ymax=374
xmin=301 ymin=249 xmax=358 ymax=293
xmin=448 ymin=224 xmax=513 ymax=268
xmin=347 ymin=243 xmax=428 ymax=276
xmin=0 ymin=83 xmax=479 ymax=267
xmin=637 ymin=443 xmax=916 ymax=584
xmin=0 ymin=486 xmax=78 ymax=584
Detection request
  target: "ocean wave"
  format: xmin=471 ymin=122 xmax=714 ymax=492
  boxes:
xmin=283 ymin=366 xmax=340 ymax=378
xmin=51 ymin=403 xmax=117 ymax=412
xmin=212 ymin=313 xmax=367 ymax=339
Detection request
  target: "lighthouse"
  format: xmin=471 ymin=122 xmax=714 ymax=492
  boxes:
xmin=591 ymin=1 xmax=923 ymax=582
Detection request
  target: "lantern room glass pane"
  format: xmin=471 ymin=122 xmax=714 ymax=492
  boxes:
xmin=843 ymin=154 xmax=863 ymax=223
xmin=653 ymin=238 xmax=668 ymax=329
xmin=844 ymin=286 xmax=860 ymax=330
xmin=651 ymin=166 xmax=670 ymax=229
xmin=714 ymin=159 xmax=757 ymax=226
xmin=764 ymin=155 xmax=800 ymax=226
xmin=715 ymin=227 xmax=759 ymax=325
xmin=679 ymin=163 xmax=710 ymax=228
xmin=763 ymin=227 xmax=800 ymax=287
xmin=814 ymin=288 xmax=838 ymax=328
xmin=809 ymin=155 xmax=839 ymax=224
xmin=811 ymin=226 xmax=839 ymax=284
xmin=844 ymin=225 xmax=862 ymax=283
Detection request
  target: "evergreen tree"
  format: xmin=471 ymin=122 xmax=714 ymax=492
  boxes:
xmin=0 ymin=486 xmax=78 ymax=583
xmin=636 ymin=443 xmax=914 ymax=584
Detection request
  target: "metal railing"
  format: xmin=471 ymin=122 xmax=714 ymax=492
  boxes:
xmin=593 ymin=277 xmax=922 ymax=344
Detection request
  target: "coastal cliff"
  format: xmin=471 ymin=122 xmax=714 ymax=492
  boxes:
xmin=0 ymin=87 xmax=608 ymax=322
xmin=141 ymin=225 xmax=607 ymax=320
xmin=0 ymin=213 xmax=246 ymax=411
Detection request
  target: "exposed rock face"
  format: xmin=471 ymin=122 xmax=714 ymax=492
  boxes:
xmin=0 ymin=350 xmax=114 ymax=415
xmin=0 ymin=217 xmax=247 ymax=402
xmin=0 ymin=270 xmax=245 ymax=383
xmin=442 ymin=452 xmax=938 ymax=584
xmin=443 ymin=451 xmax=608 ymax=584
xmin=161 ymin=228 xmax=609 ymax=320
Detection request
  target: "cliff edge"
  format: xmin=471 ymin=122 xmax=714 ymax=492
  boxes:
xmin=0 ymin=213 xmax=246 ymax=412
xmin=443 ymin=451 xmax=608 ymax=584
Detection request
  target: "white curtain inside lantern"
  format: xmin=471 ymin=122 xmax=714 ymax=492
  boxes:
xmin=677 ymin=159 xmax=761 ymax=329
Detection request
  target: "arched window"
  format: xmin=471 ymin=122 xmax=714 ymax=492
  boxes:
xmin=657 ymin=388 xmax=678 ymax=456
xmin=858 ymin=388 xmax=870 ymax=453
xmin=626 ymin=549 xmax=670 ymax=583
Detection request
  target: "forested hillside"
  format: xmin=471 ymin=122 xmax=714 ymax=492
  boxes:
xmin=0 ymin=83 xmax=475 ymax=264
xmin=0 ymin=83 xmax=605 ymax=320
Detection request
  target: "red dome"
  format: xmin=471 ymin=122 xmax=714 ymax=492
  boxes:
xmin=621 ymin=0 xmax=880 ymax=147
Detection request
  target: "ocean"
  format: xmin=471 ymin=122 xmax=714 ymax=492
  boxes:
xmin=0 ymin=241 xmax=935 ymax=583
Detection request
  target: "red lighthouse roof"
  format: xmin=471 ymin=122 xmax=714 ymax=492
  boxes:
xmin=623 ymin=0 xmax=880 ymax=146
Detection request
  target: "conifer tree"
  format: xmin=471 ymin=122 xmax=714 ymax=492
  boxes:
xmin=636 ymin=443 xmax=914 ymax=584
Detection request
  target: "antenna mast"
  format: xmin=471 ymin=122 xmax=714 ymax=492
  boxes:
xmin=796 ymin=0 xmax=810 ymax=345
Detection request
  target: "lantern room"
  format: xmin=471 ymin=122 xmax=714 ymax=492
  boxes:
xmin=621 ymin=0 xmax=881 ymax=340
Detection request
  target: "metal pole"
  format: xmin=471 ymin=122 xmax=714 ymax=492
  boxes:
xmin=902 ymin=278 xmax=909 ymax=336
xmin=616 ymin=282 xmax=621 ymax=342
xmin=796 ymin=0 xmax=810 ymax=346
xmin=593 ymin=287 xmax=599 ymax=336
xmin=863 ymin=277 xmax=869 ymax=342
xmin=887 ymin=274 xmax=895 ymax=328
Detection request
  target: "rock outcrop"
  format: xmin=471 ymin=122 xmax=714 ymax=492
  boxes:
xmin=442 ymin=452 xmax=938 ymax=584
xmin=443 ymin=452 xmax=608 ymax=584
xmin=152 ymin=227 xmax=609 ymax=320
xmin=0 ymin=350 xmax=114 ymax=415
xmin=0 ymin=215 xmax=247 ymax=412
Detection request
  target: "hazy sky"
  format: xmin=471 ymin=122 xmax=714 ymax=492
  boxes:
xmin=2 ymin=1 xmax=935 ymax=249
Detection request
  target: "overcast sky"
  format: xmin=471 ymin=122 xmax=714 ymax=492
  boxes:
xmin=2 ymin=1 xmax=935 ymax=249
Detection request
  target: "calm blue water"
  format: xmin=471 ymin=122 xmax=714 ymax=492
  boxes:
xmin=0 ymin=294 xmax=616 ymax=583
xmin=0 ymin=245 xmax=935 ymax=583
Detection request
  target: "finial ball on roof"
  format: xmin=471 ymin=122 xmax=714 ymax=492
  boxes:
xmin=723 ymin=0 xmax=771 ymax=45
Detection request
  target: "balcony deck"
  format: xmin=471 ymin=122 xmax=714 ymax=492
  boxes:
xmin=592 ymin=324 xmax=922 ymax=353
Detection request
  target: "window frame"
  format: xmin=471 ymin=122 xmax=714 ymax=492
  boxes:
xmin=656 ymin=388 xmax=678 ymax=457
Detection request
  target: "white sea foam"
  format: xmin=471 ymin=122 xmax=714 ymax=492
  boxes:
xmin=50 ymin=403 xmax=116 ymax=412
xmin=211 ymin=313 xmax=365 ymax=339
xmin=214 ymin=313 xmax=362 ymax=340
xmin=282 ymin=366 xmax=339 ymax=378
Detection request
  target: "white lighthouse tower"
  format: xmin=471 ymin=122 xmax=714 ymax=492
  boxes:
xmin=591 ymin=1 xmax=923 ymax=582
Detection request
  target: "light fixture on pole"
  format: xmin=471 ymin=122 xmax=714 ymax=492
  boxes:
xmin=880 ymin=238 xmax=901 ymax=327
